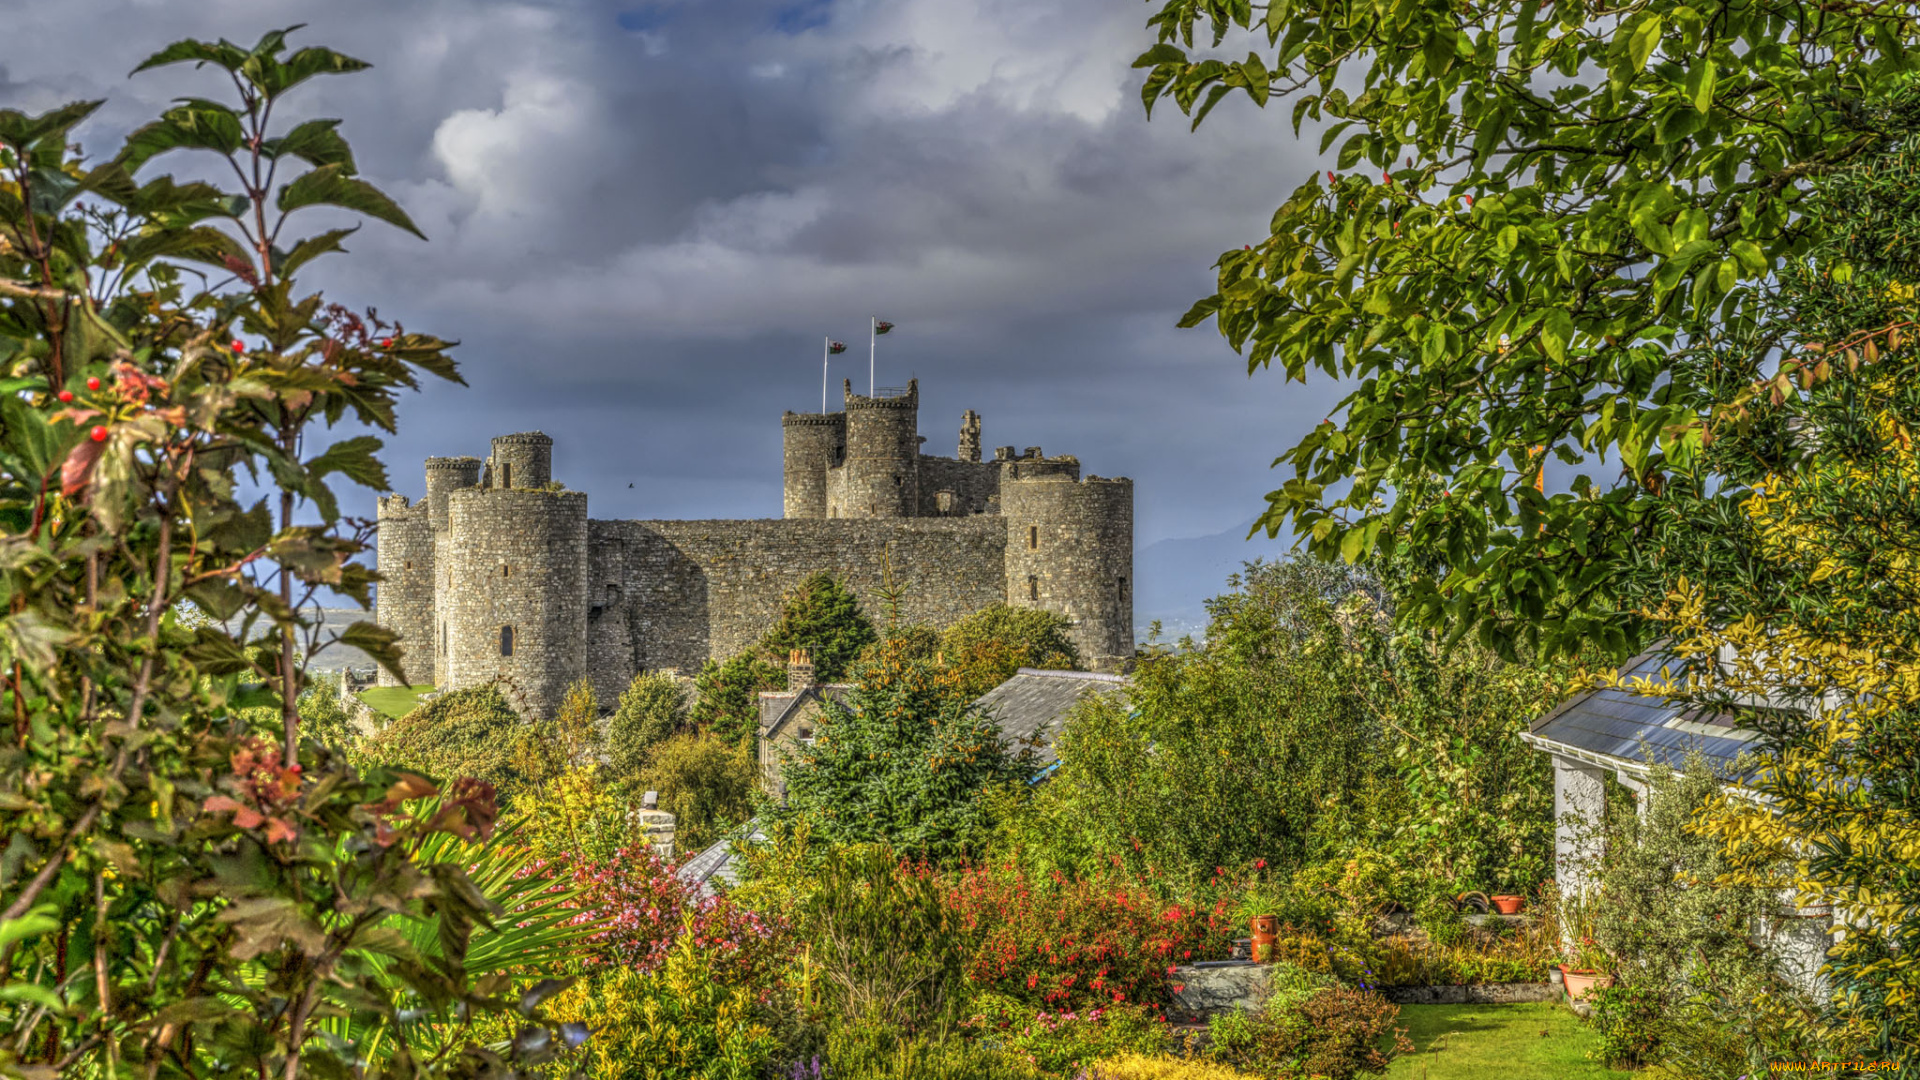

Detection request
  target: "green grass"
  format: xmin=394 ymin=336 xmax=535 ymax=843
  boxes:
xmin=1382 ymin=1003 xmax=1633 ymax=1080
xmin=358 ymin=684 xmax=433 ymax=720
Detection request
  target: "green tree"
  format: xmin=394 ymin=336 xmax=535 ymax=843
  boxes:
xmin=632 ymin=732 xmax=758 ymax=854
xmin=605 ymin=669 xmax=688 ymax=778
xmin=688 ymin=648 xmax=787 ymax=750
xmin=1135 ymin=0 xmax=1920 ymax=659
xmin=761 ymin=570 xmax=877 ymax=682
xmin=768 ymin=637 xmax=1036 ymax=863
xmin=937 ymin=603 xmax=1079 ymax=699
xmin=0 ymin=28 xmax=573 ymax=1079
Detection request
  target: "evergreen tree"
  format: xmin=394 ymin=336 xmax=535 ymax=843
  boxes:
xmin=768 ymin=637 xmax=1036 ymax=864
xmin=688 ymin=648 xmax=786 ymax=750
xmin=938 ymin=603 xmax=1079 ymax=699
xmin=761 ymin=571 xmax=877 ymax=682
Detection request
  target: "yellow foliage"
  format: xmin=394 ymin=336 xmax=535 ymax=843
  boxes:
xmin=1083 ymin=1053 xmax=1262 ymax=1080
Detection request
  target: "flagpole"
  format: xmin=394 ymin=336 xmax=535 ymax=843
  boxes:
xmin=822 ymin=336 xmax=829 ymax=414
xmin=868 ymin=316 xmax=876 ymax=396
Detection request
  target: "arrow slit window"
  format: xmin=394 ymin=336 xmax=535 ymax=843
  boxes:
xmin=500 ymin=625 xmax=514 ymax=657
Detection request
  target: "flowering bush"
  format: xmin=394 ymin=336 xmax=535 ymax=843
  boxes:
xmin=941 ymin=865 xmax=1237 ymax=1008
xmin=966 ymin=992 xmax=1170 ymax=1075
xmin=1206 ymin=987 xmax=1410 ymax=1080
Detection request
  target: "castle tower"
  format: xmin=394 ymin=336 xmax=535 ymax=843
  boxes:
xmin=374 ymin=493 xmax=434 ymax=687
xmin=959 ymin=410 xmax=982 ymax=463
xmin=489 ymin=432 xmax=553 ymax=491
xmin=443 ymin=485 xmax=590 ymax=720
xmin=835 ymin=378 xmax=919 ymax=519
xmin=423 ymin=457 xmax=482 ymax=687
xmin=1001 ymin=461 xmax=1134 ymax=672
xmin=781 ymin=411 xmax=846 ymax=519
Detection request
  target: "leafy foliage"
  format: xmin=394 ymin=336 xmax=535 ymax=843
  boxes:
xmin=800 ymin=846 xmax=968 ymax=1034
xmin=0 ymin=27 xmax=576 ymax=1080
xmin=936 ymin=603 xmax=1080 ymax=698
xmin=690 ymin=648 xmax=787 ymax=749
xmin=605 ymin=669 xmax=688 ymax=778
xmin=361 ymin=684 xmax=552 ymax=807
xmin=767 ymin=637 xmax=1037 ymax=863
xmin=762 ymin=571 xmax=878 ymax=683
xmin=1134 ymin=0 xmax=1920 ymax=659
xmin=632 ymin=732 xmax=757 ymax=854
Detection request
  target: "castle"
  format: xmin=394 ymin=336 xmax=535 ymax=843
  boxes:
xmin=375 ymin=379 xmax=1133 ymax=719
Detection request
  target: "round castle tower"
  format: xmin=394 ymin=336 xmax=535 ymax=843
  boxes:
xmin=489 ymin=432 xmax=552 ymax=490
xmin=443 ymin=485 xmax=590 ymax=721
xmin=833 ymin=378 xmax=919 ymax=519
xmin=1001 ymin=463 xmax=1134 ymax=672
xmin=424 ymin=457 xmax=483 ymax=688
xmin=781 ymin=412 xmax=846 ymax=519
xmin=374 ymin=493 xmax=434 ymax=687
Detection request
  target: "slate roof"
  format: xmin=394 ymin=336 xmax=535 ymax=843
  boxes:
xmin=675 ymin=821 xmax=766 ymax=898
xmin=974 ymin=667 xmax=1129 ymax=768
xmin=1520 ymin=648 xmax=1766 ymax=778
xmin=759 ymin=684 xmax=851 ymax=739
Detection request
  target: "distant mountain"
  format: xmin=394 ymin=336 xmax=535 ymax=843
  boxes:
xmin=1134 ymin=520 xmax=1294 ymax=642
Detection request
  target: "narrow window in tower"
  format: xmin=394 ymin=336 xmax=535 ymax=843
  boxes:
xmin=1028 ymin=526 xmax=1038 ymax=550
xmin=502 ymin=564 xmax=511 ymax=578
xmin=404 ymin=560 xmax=412 ymax=570
xmin=502 ymin=462 xmax=512 ymax=489
xmin=500 ymin=625 xmax=514 ymax=657
xmin=1027 ymin=575 xmax=1039 ymax=602
xmin=1118 ymin=576 xmax=1128 ymax=608
xmin=893 ymin=475 xmax=902 ymax=486
xmin=442 ymin=623 xmax=447 ymax=655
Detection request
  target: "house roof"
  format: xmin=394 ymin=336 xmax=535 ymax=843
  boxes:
xmin=973 ymin=667 xmax=1129 ymax=767
xmin=1520 ymin=648 xmax=1765 ymax=778
xmin=675 ymin=821 xmax=766 ymax=898
xmin=759 ymin=684 xmax=851 ymax=740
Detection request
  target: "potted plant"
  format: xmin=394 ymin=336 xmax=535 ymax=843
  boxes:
xmin=1250 ymin=914 xmax=1281 ymax=962
xmin=1562 ymin=936 xmax=1613 ymax=1002
xmin=1490 ymin=889 xmax=1526 ymax=915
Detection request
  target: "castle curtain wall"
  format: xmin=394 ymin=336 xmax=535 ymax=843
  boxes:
xmin=585 ymin=517 xmax=1008 ymax=691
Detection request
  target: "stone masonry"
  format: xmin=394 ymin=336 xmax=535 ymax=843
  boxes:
xmin=376 ymin=379 xmax=1134 ymax=719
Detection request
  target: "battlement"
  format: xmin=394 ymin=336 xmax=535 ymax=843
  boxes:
xmin=426 ymin=456 xmax=483 ymax=471
xmin=782 ymin=412 xmax=846 ymax=427
xmin=844 ymin=377 xmax=918 ymax=411
xmin=491 ymin=431 xmax=553 ymax=447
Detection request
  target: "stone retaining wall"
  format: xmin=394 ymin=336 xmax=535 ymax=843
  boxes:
xmin=1169 ymin=961 xmax=1557 ymax=1020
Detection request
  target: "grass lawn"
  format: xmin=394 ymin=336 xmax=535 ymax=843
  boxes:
xmin=358 ymin=684 xmax=433 ymax=720
xmin=1383 ymin=1002 xmax=1633 ymax=1080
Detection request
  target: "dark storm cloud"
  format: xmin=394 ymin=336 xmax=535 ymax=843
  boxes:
xmin=1 ymin=0 xmax=1350 ymax=616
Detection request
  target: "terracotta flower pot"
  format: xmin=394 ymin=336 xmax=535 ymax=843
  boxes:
xmin=1491 ymin=894 xmax=1525 ymax=915
xmin=1250 ymin=914 xmax=1280 ymax=962
xmin=1562 ymin=966 xmax=1612 ymax=1002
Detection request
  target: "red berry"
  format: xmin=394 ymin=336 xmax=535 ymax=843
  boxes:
xmin=232 ymin=340 xmax=245 ymax=353
xmin=86 ymin=377 xmax=100 ymax=391
xmin=57 ymin=390 xmax=73 ymax=403
xmin=380 ymin=337 xmax=393 ymax=348
xmin=1327 ymin=170 xmax=1336 ymax=183
xmin=90 ymin=426 xmax=108 ymax=442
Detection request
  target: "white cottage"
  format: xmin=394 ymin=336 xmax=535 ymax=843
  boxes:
xmin=1519 ymin=647 xmax=1836 ymax=997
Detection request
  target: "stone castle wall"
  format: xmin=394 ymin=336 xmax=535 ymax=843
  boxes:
xmin=781 ymin=413 xmax=844 ymax=519
xmin=1002 ymin=473 xmax=1134 ymax=670
xmin=443 ymin=488 xmax=590 ymax=718
xmin=373 ymin=495 xmax=435 ymax=687
xmin=582 ymin=516 xmax=1007 ymax=702
xmin=916 ymin=456 xmax=1001 ymax=516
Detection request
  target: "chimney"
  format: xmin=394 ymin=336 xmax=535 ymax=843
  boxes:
xmin=788 ymin=648 xmax=815 ymax=691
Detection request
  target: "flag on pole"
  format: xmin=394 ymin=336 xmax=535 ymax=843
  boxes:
xmin=828 ymin=341 xmax=848 ymax=354
xmin=873 ymin=320 xmax=894 ymax=335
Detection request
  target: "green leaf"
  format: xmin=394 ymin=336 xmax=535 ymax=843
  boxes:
xmin=1627 ymin=15 xmax=1663 ymax=73
xmin=1133 ymin=43 xmax=1188 ymax=69
xmin=253 ymin=46 xmax=372 ymax=98
xmin=306 ymin=435 xmax=389 ymax=490
xmin=0 ymin=101 xmax=105 ymax=153
xmin=1541 ymin=308 xmax=1573 ymax=364
xmin=1684 ymin=57 xmax=1717 ymax=113
xmin=131 ymin=38 xmax=250 ymax=76
xmin=277 ymin=226 xmax=358 ymax=279
xmin=261 ymin=118 xmax=357 ymax=173
xmin=117 ymin=102 xmax=246 ymax=173
xmin=277 ymin=164 xmax=426 ymax=240
xmin=0 ymin=905 xmax=59 ymax=952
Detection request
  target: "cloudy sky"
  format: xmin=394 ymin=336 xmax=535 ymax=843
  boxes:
xmin=2 ymin=0 xmax=1344 ymax=611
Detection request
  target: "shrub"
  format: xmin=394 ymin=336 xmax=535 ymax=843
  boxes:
xmin=547 ymin=930 xmax=780 ymax=1080
xmin=1085 ymin=1054 xmax=1259 ymax=1080
xmin=558 ymin=843 xmax=785 ymax=982
xmin=943 ymin=865 xmax=1237 ymax=1009
xmin=519 ymin=764 xmax=645 ymax=867
xmin=938 ymin=603 xmax=1081 ymax=698
xmin=361 ymin=683 xmax=553 ymax=805
xmin=802 ymin=846 xmax=967 ymax=1033
xmin=817 ymin=1021 xmax=1044 ymax=1080
xmin=633 ymin=731 xmax=756 ymax=853
xmin=964 ymin=992 xmax=1169 ymax=1075
xmin=771 ymin=639 xmax=1036 ymax=863
xmin=606 ymin=669 xmax=688 ymax=777
xmin=763 ymin=571 xmax=878 ymax=682
xmin=1208 ymin=987 xmax=1410 ymax=1080
xmin=1589 ymin=982 xmax=1664 ymax=1068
